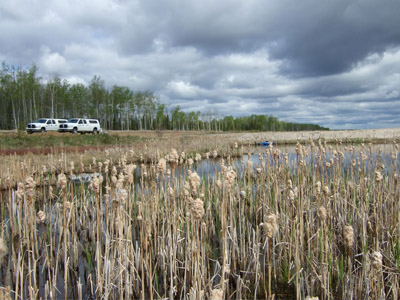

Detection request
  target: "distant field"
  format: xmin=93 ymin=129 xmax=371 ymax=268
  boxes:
xmin=0 ymin=128 xmax=399 ymax=151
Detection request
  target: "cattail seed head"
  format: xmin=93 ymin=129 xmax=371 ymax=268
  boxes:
xmin=16 ymin=182 xmax=25 ymax=200
xmin=157 ymin=158 xmax=166 ymax=174
xmin=344 ymin=225 xmax=354 ymax=248
xmin=195 ymin=153 xmax=202 ymax=161
xmin=216 ymin=180 xmax=222 ymax=189
xmin=190 ymin=198 xmax=204 ymax=220
xmin=0 ymin=237 xmax=7 ymax=261
xmin=37 ymin=210 xmax=46 ymax=223
xmin=89 ymin=175 xmax=100 ymax=193
xmin=188 ymin=158 xmax=194 ymax=167
xmin=322 ymin=185 xmax=330 ymax=196
xmin=169 ymin=148 xmax=179 ymax=164
xmin=264 ymin=214 xmax=278 ymax=238
xmin=375 ymin=171 xmax=383 ymax=183
xmin=57 ymin=173 xmax=67 ymax=190
xmin=371 ymin=251 xmax=383 ymax=270
xmin=316 ymin=181 xmax=321 ymax=194
xmin=318 ymin=206 xmax=327 ymax=223
xmin=189 ymin=171 xmax=201 ymax=192
xmin=210 ymin=289 xmax=223 ymax=300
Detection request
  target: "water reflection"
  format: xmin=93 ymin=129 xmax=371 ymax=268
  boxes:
xmin=69 ymin=144 xmax=399 ymax=187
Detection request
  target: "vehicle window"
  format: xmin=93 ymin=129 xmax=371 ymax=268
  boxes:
xmin=52 ymin=120 xmax=56 ymax=124
xmin=78 ymin=120 xmax=83 ymax=124
xmin=68 ymin=119 xmax=79 ymax=123
xmin=46 ymin=120 xmax=51 ymax=124
xmin=35 ymin=119 xmax=47 ymax=123
xmin=83 ymin=120 xmax=87 ymax=124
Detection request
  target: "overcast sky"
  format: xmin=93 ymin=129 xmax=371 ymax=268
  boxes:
xmin=1 ymin=0 xmax=400 ymax=129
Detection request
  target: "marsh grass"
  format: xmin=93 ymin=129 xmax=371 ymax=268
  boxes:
xmin=0 ymin=137 xmax=399 ymax=299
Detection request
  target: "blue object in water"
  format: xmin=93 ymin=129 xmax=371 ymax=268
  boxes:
xmin=257 ymin=141 xmax=272 ymax=147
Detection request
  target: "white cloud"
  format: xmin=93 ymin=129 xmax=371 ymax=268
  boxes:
xmin=39 ymin=46 xmax=69 ymax=74
xmin=167 ymin=81 xmax=200 ymax=99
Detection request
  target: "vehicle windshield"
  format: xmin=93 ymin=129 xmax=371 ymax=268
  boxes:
xmin=34 ymin=119 xmax=47 ymax=123
xmin=68 ymin=119 xmax=79 ymax=123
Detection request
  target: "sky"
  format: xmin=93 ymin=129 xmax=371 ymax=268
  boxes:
xmin=1 ymin=0 xmax=400 ymax=129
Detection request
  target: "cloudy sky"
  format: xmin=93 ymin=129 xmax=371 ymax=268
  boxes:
xmin=1 ymin=0 xmax=400 ymax=129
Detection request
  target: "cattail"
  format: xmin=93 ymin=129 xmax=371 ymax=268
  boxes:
xmin=318 ymin=206 xmax=327 ymax=223
xmin=116 ymin=173 xmax=125 ymax=189
xmin=240 ymin=190 xmax=246 ymax=199
xmin=16 ymin=182 xmax=25 ymax=200
xmin=189 ymin=171 xmax=201 ymax=192
xmin=375 ymin=171 xmax=383 ymax=183
xmin=287 ymin=179 xmax=293 ymax=189
xmin=169 ymin=148 xmax=179 ymax=164
xmin=191 ymin=198 xmax=205 ymax=220
xmin=371 ymin=251 xmax=383 ymax=270
xmin=157 ymin=158 xmax=166 ymax=174
xmin=210 ymin=289 xmax=223 ymax=300
xmin=49 ymin=186 xmax=54 ymax=199
xmin=57 ymin=173 xmax=67 ymax=190
xmin=371 ymin=251 xmax=383 ymax=271
xmin=225 ymin=169 xmax=236 ymax=185
xmin=89 ymin=175 xmax=100 ymax=193
xmin=344 ymin=225 xmax=354 ymax=248
xmin=64 ymin=201 xmax=72 ymax=210
xmin=361 ymin=152 xmax=368 ymax=161
xmin=195 ymin=153 xmax=202 ymax=162
xmin=37 ymin=210 xmax=46 ymax=223
xmin=247 ymin=160 xmax=253 ymax=168
xmin=187 ymin=158 xmax=194 ymax=167
xmin=263 ymin=214 xmax=278 ymax=239
xmin=323 ymin=185 xmax=330 ymax=196
xmin=288 ymin=189 xmax=295 ymax=201
xmin=111 ymin=166 xmax=117 ymax=176
xmin=0 ymin=237 xmax=7 ymax=261
xmin=168 ymin=187 xmax=174 ymax=197
xmin=316 ymin=181 xmax=321 ymax=194
xmin=25 ymin=176 xmax=36 ymax=199
xmin=296 ymin=142 xmax=303 ymax=156
xmin=216 ymin=179 xmax=222 ymax=189
xmin=234 ymin=142 xmax=238 ymax=149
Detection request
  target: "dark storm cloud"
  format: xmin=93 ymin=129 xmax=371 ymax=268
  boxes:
xmin=124 ymin=0 xmax=400 ymax=77
xmin=1 ymin=0 xmax=400 ymax=129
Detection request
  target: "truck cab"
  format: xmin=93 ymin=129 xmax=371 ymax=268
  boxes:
xmin=26 ymin=118 xmax=67 ymax=134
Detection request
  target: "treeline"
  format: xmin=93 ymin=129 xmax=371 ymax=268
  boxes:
xmin=0 ymin=61 xmax=329 ymax=131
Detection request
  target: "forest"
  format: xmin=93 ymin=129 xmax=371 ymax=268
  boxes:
xmin=0 ymin=62 xmax=329 ymax=131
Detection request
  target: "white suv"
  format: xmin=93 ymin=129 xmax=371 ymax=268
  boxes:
xmin=26 ymin=118 xmax=67 ymax=134
xmin=58 ymin=118 xmax=102 ymax=134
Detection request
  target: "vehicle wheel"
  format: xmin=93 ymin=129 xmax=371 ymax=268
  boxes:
xmin=93 ymin=128 xmax=98 ymax=135
xmin=40 ymin=128 xmax=46 ymax=133
xmin=72 ymin=127 xmax=78 ymax=134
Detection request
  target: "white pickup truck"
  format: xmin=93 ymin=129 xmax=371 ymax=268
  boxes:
xmin=58 ymin=118 xmax=102 ymax=134
xmin=26 ymin=118 xmax=67 ymax=134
